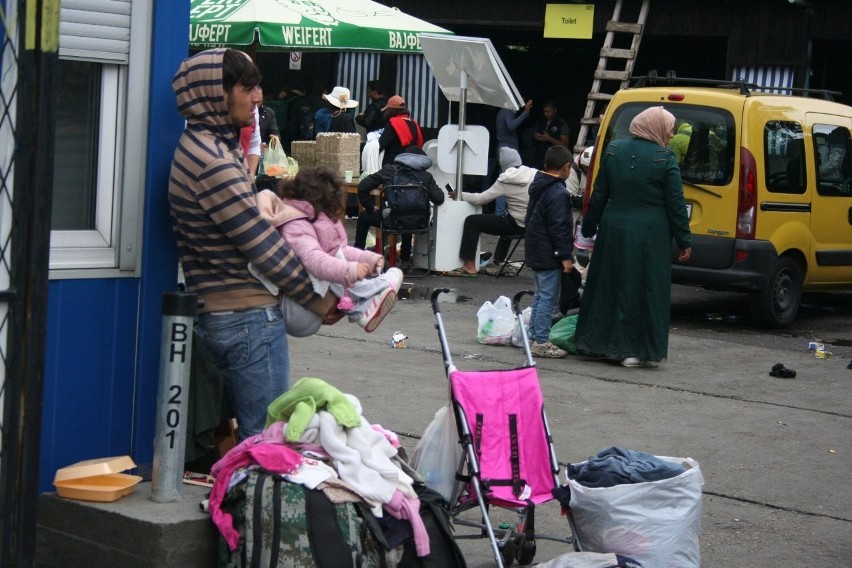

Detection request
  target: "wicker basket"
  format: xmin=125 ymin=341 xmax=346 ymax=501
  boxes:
xmin=315 ymin=133 xmax=361 ymax=179
xmin=289 ymin=141 xmax=316 ymax=168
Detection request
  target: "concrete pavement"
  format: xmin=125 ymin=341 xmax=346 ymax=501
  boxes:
xmin=288 ymin=258 xmax=851 ymax=566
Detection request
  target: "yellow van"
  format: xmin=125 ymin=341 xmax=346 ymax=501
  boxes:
xmin=584 ymin=76 xmax=852 ymax=326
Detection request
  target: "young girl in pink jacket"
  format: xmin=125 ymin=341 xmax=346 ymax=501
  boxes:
xmin=254 ymin=166 xmax=402 ymax=335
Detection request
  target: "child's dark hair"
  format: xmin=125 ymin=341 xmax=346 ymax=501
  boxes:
xmin=277 ymin=166 xmax=345 ymax=221
xmin=544 ymin=145 xmax=573 ymax=171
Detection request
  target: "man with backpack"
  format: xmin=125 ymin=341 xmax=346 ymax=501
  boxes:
xmin=354 ymin=145 xmax=445 ymax=271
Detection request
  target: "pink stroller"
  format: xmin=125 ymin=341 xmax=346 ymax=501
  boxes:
xmin=428 ymin=289 xmax=576 ymax=567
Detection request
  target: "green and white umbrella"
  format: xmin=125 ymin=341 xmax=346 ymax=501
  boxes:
xmin=190 ymin=0 xmax=453 ymax=53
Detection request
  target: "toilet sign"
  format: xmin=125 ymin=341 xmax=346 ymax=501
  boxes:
xmin=289 ymin=51 xmax=302 ymax=70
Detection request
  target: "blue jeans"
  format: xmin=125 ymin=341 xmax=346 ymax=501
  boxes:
xmin=196 ymin=305 xmax=289 ymax=441
xmin=530 ymin=269 xmax=561 ymax=344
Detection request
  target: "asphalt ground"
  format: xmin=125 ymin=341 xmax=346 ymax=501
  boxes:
xmin=289 ymin=227 xmax=851 ymax=567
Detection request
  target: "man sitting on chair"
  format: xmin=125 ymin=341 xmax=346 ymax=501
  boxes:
xmin=448 ymin=155 xmax=537 ymax=277
xmin=354 ymin=145 xmax=445 ymax=272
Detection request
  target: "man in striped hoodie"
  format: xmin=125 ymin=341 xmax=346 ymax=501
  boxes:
xmin=169 ymin=49 xmax=331 ymax=440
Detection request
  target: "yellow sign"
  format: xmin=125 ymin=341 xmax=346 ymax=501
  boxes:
xmin=544 ymin=4 xmax=595 ymax=39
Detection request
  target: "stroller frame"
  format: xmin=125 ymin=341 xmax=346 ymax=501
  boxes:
xmin=429 ymin=288 xmax=576 ymax=567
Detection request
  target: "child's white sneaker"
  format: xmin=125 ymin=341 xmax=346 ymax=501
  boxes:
xmin=358 ymin=288 xmax=398 ymax=332
xmin=383 ymin=267 xmax=404 ymax=293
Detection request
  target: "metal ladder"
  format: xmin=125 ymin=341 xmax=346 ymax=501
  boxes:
xmin=574 ymin=0 xmax=651 ymax=153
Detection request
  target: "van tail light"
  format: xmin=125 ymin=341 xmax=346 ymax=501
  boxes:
xmin=737 ymin=147 xmax=757 ymax=239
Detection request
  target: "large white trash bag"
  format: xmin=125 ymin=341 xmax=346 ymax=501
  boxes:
xmin=567 ymin=456 xmax=703 ymax=568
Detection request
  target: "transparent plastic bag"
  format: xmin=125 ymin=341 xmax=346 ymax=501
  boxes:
xmin=476 ymin=295 xmax=515 ymax=345
xmin=510 ymin=306 xmax=531 ymax=348
xmin=410 ymin=404 xmax=461 ymax=502
xmin=263 ymin=135 xmax=291 ymax=178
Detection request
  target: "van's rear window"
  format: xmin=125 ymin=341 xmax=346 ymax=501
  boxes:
xmin=603 ymin=103 xmax=735 ymax=185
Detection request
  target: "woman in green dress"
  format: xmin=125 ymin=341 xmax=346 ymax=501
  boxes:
xmin=575 ymin=106 xmax=693 ymax=367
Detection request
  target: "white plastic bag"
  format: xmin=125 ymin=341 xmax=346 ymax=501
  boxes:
xmin=476 ymin=295 xmax=515 ymax=345
xmin=410 ymin=404 xmax=461 ymax=502
xmin=567 ymin=456 xmax=704 ymax=568
xmin=510 ymin=306 xmax=531 ymax=348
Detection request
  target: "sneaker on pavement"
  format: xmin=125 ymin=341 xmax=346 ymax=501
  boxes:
xmin=531 ymin=341 xmax=568 ymax=358
xmin=383 ymin=267 xmax=404 ymax=293
xmin=621 ymin=357 xmax=642 ymax=367
xmin=358 ymin=288 xmax=398 ymax=333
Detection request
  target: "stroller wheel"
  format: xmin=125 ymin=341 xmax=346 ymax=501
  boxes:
xmin=499 ymin=538 xmax=516 ymax=566
xmin=516 ymin=538 xmax=536 ymax=565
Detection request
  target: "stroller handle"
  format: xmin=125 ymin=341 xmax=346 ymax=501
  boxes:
xmin=512 ymin=290 xmax=535 ymax=315
xmin=430 ymin=288 xmax=451 ymax=313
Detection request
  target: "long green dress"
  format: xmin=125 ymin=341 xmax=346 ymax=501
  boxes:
xmin=575 ymin=137 xmax=693 ymax=362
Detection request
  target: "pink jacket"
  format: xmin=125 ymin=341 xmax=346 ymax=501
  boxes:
xmin=257 ymin=190 xmax=382 ymax=287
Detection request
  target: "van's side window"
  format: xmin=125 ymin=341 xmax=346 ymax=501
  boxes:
xmin=813 ymin=125 xmax=852 ymax=196
xmin=764 ymin=121 xmax=806 ymax=195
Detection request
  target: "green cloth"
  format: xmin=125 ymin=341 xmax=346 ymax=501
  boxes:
xmin=265 ymin=377 xmax=361 ymax=442
xmin=576 ymin=137 xmax=693 ymax=362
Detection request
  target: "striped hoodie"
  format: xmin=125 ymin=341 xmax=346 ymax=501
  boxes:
xmin=169 ymin=49 xmax=317 ymax=313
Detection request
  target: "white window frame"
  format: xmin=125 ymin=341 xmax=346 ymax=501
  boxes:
xmin=49 ymin=0 xmax=151 ymax=279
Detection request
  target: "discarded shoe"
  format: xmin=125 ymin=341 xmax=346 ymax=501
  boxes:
xmin=769 ymin=363 xmax=796 ymax=379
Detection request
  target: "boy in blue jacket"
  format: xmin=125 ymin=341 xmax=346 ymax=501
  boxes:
xmin=524 ymin=145 xmax=576 ymax=358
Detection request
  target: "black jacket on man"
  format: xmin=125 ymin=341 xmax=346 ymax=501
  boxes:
xmin=356 ymin=96 xmax=388 ymax=133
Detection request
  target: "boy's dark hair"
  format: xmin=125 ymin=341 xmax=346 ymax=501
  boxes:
xmin=367 ymin=80 xmax=385 ymax=94
xmin=544 ymin=145 xmax=573 ymax=171
xmin=222 ymin=49 xmax=262 ymax=93
xmin=277 ymin=165 xmax=345 ymax=221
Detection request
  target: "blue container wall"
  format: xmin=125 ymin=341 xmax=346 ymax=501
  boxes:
xmin=39 ymin=1 xmax=190 ymax=492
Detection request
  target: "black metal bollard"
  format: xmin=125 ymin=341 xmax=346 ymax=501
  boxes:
xmin=150 ymin=291 xmax=197 ymax=502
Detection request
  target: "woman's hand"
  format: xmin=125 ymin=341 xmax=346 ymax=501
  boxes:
xmin=677 ymin=247 xmax=692 ymax=262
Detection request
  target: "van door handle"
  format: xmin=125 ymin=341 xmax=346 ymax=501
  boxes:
xmin=849 ymin=207 xmax=852 ymax=225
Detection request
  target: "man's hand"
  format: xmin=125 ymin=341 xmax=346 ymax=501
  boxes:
xmin=562 ymin=259 xmax=574 ymax=273
xmin=677 ymin=247 xmax=692 ymax=262
xmin=524 ymin=99 xmax=533 ymax=112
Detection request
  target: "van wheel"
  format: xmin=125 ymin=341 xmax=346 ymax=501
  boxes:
xmin=749 ymin=257 xmax=802 ymax=327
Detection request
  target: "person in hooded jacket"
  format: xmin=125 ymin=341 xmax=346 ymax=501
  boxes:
xmin=168 ymin=48 xmax=336 ymax=441
xmin=354 ymin=145 xmax=445 ymax=271
xmin=524 ymin=145 xmax=576 ymax=358
xmin=446 ymin=160 xmax=536 ymax=277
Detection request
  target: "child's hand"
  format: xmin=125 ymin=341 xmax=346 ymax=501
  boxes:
xmin=374 ymin=257 xmax=385 ymax=273
xmin=356 ymin=263 xmax=372 ymax=280
xmin=562 ymin=259 xmax=574 ymax=273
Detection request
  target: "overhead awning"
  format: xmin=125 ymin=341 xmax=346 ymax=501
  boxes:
xmin=732 ymin=66 xmax=795 ymax=95
xmin=190 ymin=0 xmax=453 ymax=53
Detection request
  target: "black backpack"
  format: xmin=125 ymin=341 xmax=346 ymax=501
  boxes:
xmin=381 ymin=168 xmax=431 ymax=232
